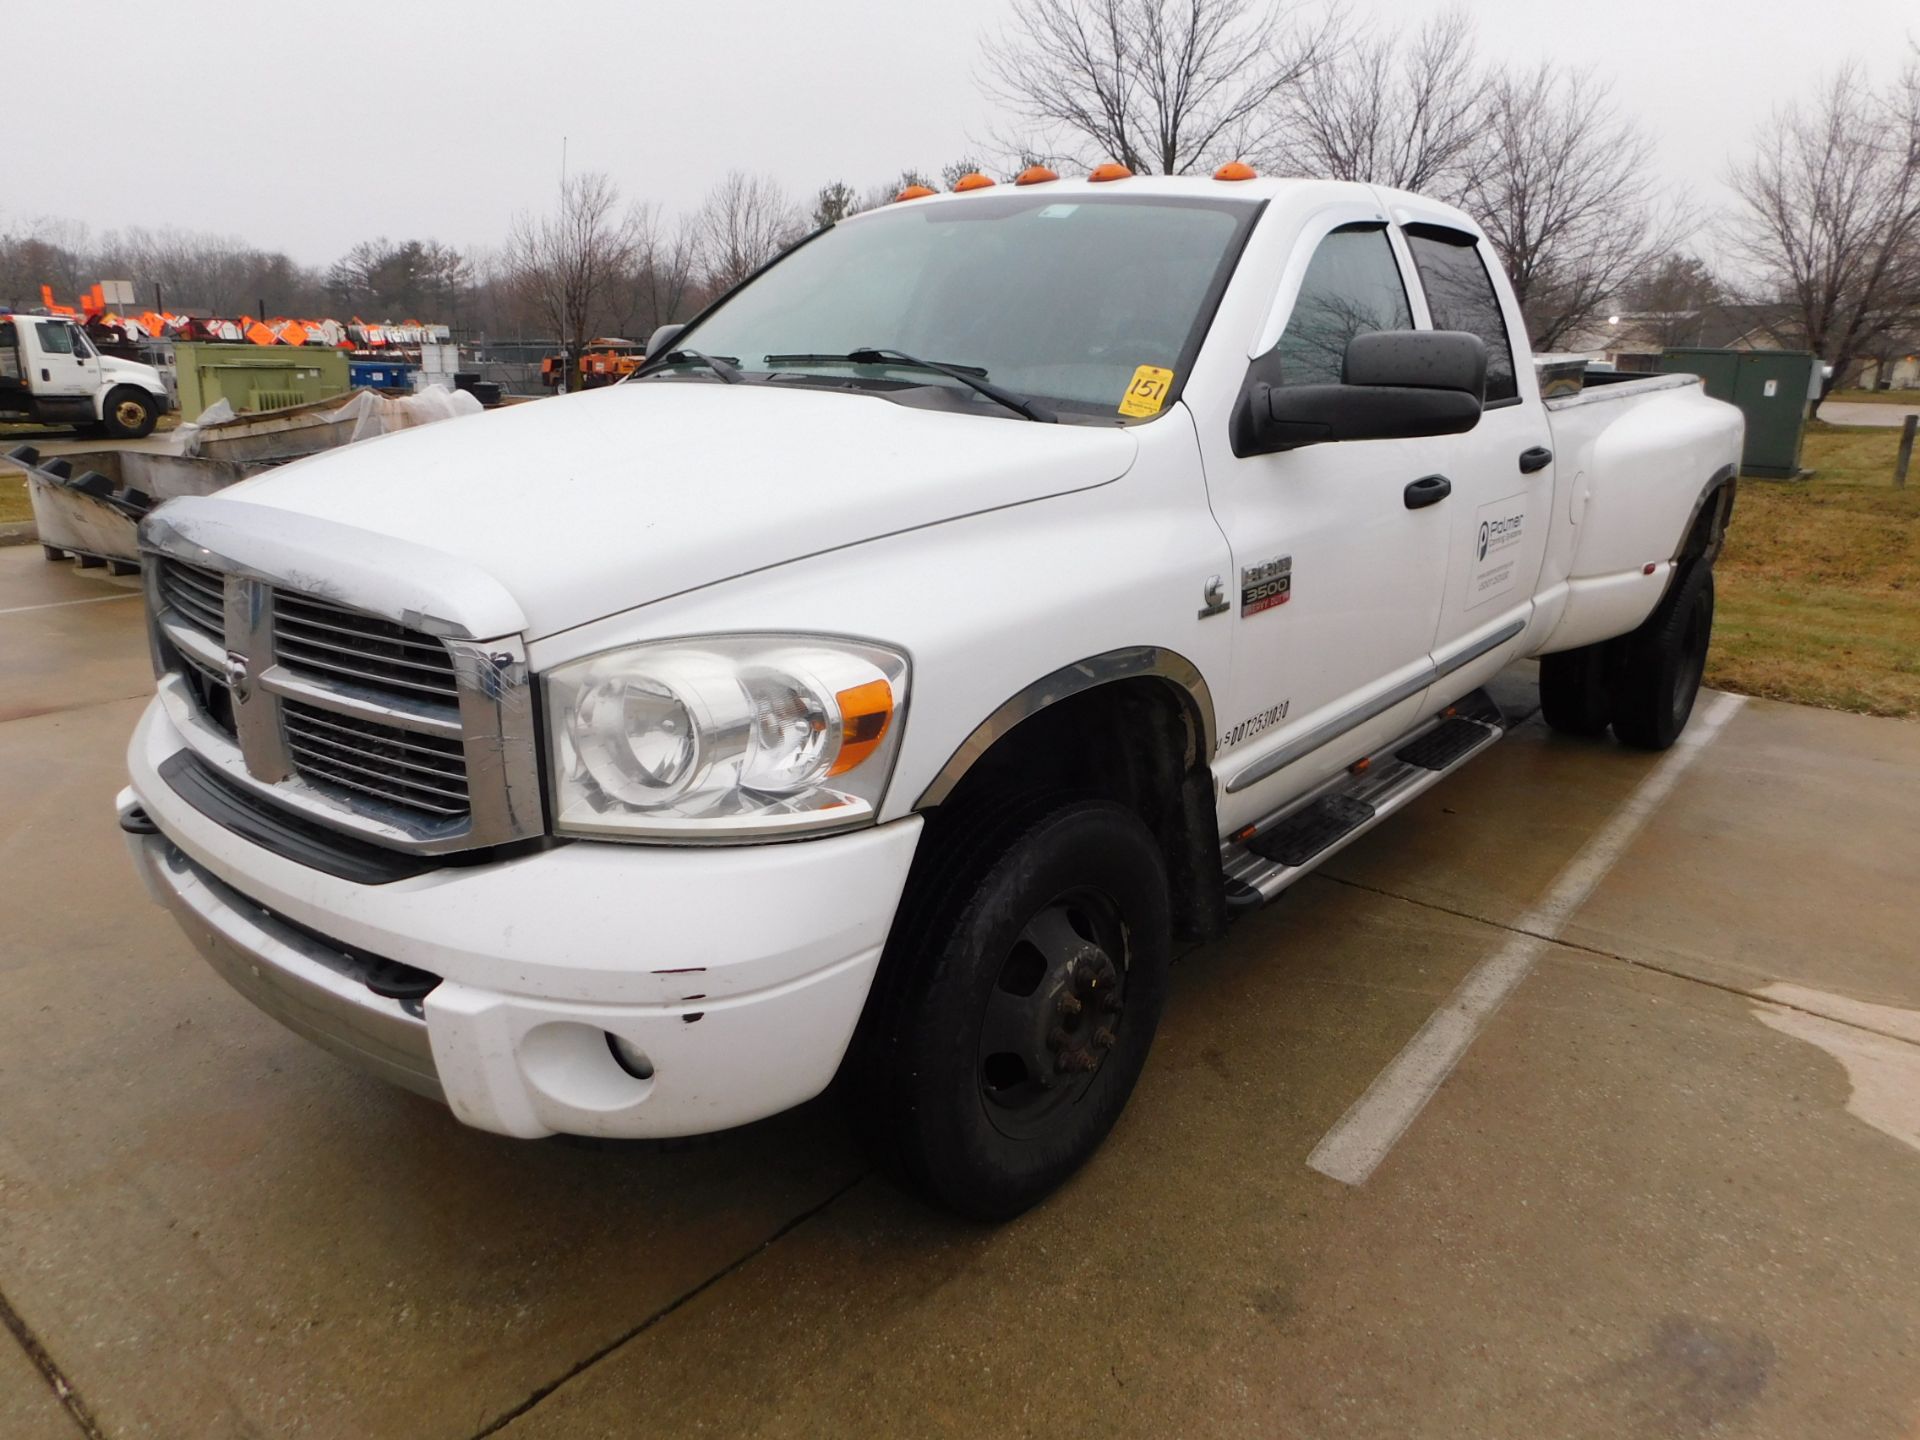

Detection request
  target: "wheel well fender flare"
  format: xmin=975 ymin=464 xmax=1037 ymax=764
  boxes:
xmin=913 ymin=646 xmax=1217 ymax=811
xmin=1673 ymin=462 xmax=1738 ymax=566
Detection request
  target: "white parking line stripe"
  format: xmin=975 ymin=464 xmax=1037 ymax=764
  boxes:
xmin=0 ymin=593 xmax=140 ymax=617
xmin=1307 ymin=690 xmax=1746 ymax=1186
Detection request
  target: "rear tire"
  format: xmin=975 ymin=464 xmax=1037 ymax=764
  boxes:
xmin=854 ymin=797 xmax=1171 ymax=1221
xmin=1610 ymin=561 xmax=1715 ymax=751
xmin=1539 ymin=645 xmax=1613 ymax=737
xmin=102 ymin=387 xmax=158 ymax=440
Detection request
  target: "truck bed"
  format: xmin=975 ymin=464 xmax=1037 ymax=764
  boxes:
xmin=1542 ymin=370 xmax=1700 ymax=412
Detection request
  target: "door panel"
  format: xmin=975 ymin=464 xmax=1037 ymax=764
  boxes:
xmin=1208 ymin=221 xmax=1451 ymax=827
xmin=33 ymin=321 xmax=99 ymax=399
xmin=1400 ymin=226 xmax=1554 ymax=679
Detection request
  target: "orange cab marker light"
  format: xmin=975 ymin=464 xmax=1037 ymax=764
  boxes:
xmin=953 ymin=172 xmax=995 ymax=191
xmin=1088 ymin=162 xmax=1133 ymax=182
xmin=895 ymin=185 xmax=937 ymax=202
xmin=1214 ymin=160 xmax=1258 ymax=181
xmin=829 ymin=680 xmax=895 ymax=776
xmin=1350 ymin=757 xmax=1372 ymax=775
xmin=1014 ymin=165 xmax=1059 ymax=185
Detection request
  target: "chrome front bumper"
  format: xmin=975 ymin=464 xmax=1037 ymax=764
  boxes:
xmin=122 ymin=791 xmax=442 ymax=1101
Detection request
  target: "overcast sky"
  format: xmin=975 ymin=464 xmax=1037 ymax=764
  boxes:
xmin=6 ymin=0 xmax=1915 ymax=268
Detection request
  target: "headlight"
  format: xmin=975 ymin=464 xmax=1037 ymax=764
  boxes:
xmin=544 ymin=636 xmax=909 ymax=840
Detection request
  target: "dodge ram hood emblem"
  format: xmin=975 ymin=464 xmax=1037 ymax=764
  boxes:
xmin=224 ymin=650 xmax=251 ymax=699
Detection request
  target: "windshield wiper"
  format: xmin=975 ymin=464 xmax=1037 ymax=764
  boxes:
xmin=636 ymin=349 xmax=743 ymax=384
xmin=764 ymin=347 xmax=1055 ymax=423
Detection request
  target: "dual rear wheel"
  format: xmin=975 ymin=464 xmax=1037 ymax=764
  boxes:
xmin=1541 ymin=558 xmax=1715 ymax=751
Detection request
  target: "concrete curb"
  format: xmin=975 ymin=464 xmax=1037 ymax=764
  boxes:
xmin=0 ymin=520 xmax=38 ymax=548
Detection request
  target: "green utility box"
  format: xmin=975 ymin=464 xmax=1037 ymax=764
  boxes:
xmin=1656 ymin=347 xmax=1817 ymax=479
xmin=173 ymin=342 xmax=350 ymax=422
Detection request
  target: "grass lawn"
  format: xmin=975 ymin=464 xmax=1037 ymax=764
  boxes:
xmin=1825 ymin=388 xmax=1920 ymax=406
xmin=0 ymin=473 xmax=28 ymax=524
xmin=1708 ymin=421 xmax=1919 ymax=719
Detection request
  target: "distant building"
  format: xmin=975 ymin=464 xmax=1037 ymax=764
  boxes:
xmin=1560 ymin=304 xmax=1806 ymax=372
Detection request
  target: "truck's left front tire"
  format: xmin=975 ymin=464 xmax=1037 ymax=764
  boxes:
xmin=855 ymin=797 xmax=1172 ymax=1221
xmin=102 ymin=387 xmax=159 ymax=439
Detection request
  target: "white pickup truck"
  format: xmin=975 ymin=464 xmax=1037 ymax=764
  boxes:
xmin=118 ymin=174 xmax=1740 ymax=1218
xmin=1 ymin=312 xmax=170 ymax=438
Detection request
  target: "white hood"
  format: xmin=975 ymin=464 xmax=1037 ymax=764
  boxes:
xmin=225 ymin=381 xmax=1137 ymax=637
xmin=100 ymin=354 xmax=166 ymax=394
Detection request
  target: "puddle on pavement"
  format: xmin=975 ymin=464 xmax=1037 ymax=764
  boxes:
xmin=1754 ymin=983 xmax=1920 ymax=1155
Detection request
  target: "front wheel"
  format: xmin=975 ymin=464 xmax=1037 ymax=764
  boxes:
xmin=102 ymin=387 xmax=158 ymax=440
xmin=857 ymin=798 xmax=1171 ymax=1220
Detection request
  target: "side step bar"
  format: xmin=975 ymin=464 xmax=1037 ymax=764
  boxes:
xmin=1222 ymin=688 xmax=1506 ymax=909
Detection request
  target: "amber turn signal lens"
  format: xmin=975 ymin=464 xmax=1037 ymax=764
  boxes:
xmin=1214 ymin=160 xmax=1257 ymax=181
xmin=1088 ymin=162 xmax=1134 ymax=182
xmin=953 ymin=172 xmax=995 ymax=191
xmin=895 ymin=185 xmax=936 ymax=202
xmin=830 ymin=680 xmax=894 ymax=776
xmin=1014 ymin=165 xmax=1059 ymax=185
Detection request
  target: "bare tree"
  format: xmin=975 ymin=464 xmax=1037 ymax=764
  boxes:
xmin=503 ymin=171 xmax=643 ymax=387
xmin=617 ymin=204 xmax=702 ymax=339
xmin=1619 ymin=253 xmax=1725 ymax=348
xmin=981 ymin=0 xmax=1331 ymax=175
xmin=1727 ymin=58 xmax=1920 ymax=397
xmin=695 ymin=172 xmax=802 ymax=293
xmin=1462 ymin=65 xmax=1689 ymax=351
xmin=1268 ymin=8 xmax=1485 ymax=201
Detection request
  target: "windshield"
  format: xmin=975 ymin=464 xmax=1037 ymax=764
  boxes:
xmin=663 ymin=191 xmax=1260 ymax=423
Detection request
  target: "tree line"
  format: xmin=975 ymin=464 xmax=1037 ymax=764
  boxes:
xmin=3 ymin=0 xmax=1915 ymax=397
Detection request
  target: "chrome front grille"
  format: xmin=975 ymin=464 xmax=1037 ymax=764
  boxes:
xmin=157 ymin=559 xmax=226 ymax=672
xmin=272 ymin=592 xmax=461 ymax=704
xmin=142 ymin=540 xmax=541 ymax=856
xmin=282 ymin=700 xmax=471 ymax=818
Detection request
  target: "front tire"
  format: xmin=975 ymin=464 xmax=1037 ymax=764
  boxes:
xmin=857 ymin=798 xmax=1172 ymax=1221
xmin=1610 ymin=561 xmax=1715 ymax=751
xmin=102 ymin=387 xmax=158 ymax=439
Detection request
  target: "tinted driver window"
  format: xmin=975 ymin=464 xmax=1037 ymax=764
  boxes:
xmin=36 ymin=322 xmax=74 ymax=356
xmin=1271 ymin=224 xmax=1412 ymax=387
xmin=1405 ymin=226 xmax=1518 ymax=403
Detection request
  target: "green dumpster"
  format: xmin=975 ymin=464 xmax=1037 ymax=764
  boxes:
xmin=173 ymin=342 xmax=350 ymax=422
xmin=1656 ymin=347 xmax=1816 ymax=479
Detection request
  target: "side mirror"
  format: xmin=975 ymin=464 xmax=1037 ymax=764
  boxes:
xmin=645 ymin=323 xmax=686 ymax=359
xmin=1231 ymin=330 xmax=1488 ymax=457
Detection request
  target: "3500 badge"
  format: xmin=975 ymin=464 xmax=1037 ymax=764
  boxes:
xmin=1241 ymin=555 xmax=1292 ymax=616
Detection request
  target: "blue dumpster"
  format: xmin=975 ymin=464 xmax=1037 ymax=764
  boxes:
xmin=349 ymin=361 xmax=415 ymax=390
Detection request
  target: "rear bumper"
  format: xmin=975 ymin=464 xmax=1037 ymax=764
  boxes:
xmin=122 ymin=697 xmax=923 ymax=1139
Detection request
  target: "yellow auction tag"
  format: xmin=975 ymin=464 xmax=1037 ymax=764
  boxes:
xmin=1118 ymin=364 xmax=1175 ymax=418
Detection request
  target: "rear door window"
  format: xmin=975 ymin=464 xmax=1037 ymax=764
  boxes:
xmin=1403 ymin=225 xmax=1519 ymax=404
xmin=1270 ymin=224 xmax=1413 ymax=387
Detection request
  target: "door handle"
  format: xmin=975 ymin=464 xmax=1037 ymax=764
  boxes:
xmin=1519 ymin=445 xmax=1553 ymax=474
xmin=1404 ymin=474 xmax=1451 ymax=509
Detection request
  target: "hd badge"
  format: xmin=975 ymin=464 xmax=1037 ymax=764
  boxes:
xmin=1240 ymin=555 xmax=1292 ymax=616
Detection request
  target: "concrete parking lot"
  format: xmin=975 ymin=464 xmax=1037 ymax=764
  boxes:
xmin=4 ymin=540 xmax=1919 ymax=1439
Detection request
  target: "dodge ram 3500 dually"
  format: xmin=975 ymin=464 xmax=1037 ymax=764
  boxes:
xmin=119 ymin=172 xmax=1741 ymax=1218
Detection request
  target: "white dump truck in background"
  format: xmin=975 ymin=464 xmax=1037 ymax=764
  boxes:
xmin=116 ymin=171 xmax=1741 ymax=1219
xmin=1 ymin=312 xmax=170 ymax=438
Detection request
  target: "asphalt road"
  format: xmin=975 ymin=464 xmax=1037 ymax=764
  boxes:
xmin=3 ymin=544 xmax=1918 ymax=1439
xmin=1818 ymin=399 xmax=1920 ymax=427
